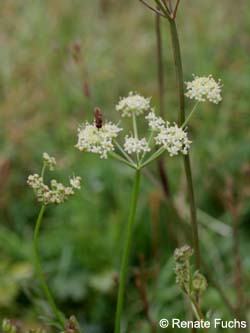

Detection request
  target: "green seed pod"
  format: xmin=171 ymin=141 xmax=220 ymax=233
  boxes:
xmin=192 ymin=271 xmax=208 ymax=296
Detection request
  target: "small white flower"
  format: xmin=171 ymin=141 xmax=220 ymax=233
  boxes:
xmin=76 ymin=122 xmax=122 ymax=159
xmin=27 ymin=173 xmax=81 ymax=205
xmin=49 ymin=179 xmax=74 ymax=204
xmin=146 ymin=111 xmax=166 ymax=131
xmin=27 ymin=174 xmax=44 ymax=190
xmin=116 ymin=92 xmax=152 ymax=117
xmin=70 ymin=176 xmax=82 ymax=190
xmin=43 ymin=152 xmax=56 ymax=171
xmin=155 ymin=124 xmax=192 ymax=157
xmin=185 ymin=75 xmax=222 ymax=104
xmin=124 ymin=136 xmax=151 ymax=155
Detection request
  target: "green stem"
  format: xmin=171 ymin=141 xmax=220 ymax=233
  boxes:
xmin=169 ymin=19 xmax=201 ymax=270
xmin=140 ymin=146 xmax=165 ymax=169
xmin=109 ymin=151 xmax=137 ymax=169
xmin=41 ymin=164 xmax=46 ymax=179
xmin=140 ymin=130 xmax=154 ymax=163
xmin=33 ymin=205 xmax=65 ymax=327
xmin=132 ymin=113 xmax=139 ymax=140
xmin=181 ymin=101 xmax=199 ymax=128
xmin=114 ymin=170 xmax=141 ymax=333
xmin=132 ymin=113 xmax=140 ymax=163
xmin=154 ymin=0 xmax=170 ymax=18
xmin=190 ymin=299 xmax=209 ymax=332
xmin=115 ymin=140 xmax=136 ymax=165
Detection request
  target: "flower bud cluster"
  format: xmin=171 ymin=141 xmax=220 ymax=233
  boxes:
xmin=43 ymin=152 xmax=56 ymax=171
xmin=76 ymin=122 xmax=122 ymax=159
xmin=174 ymin=245 xmax=207 ymax=298
xmin=27 ymin=154 xmax=81 ymax=205
xmin=174 ymin=245 xmax=193 ymax=293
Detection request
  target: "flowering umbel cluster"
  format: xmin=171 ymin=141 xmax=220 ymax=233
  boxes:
xmin=174 ymin=245 xmax=207 ymax=298
xmin=76 ymin=122 xmax=122 ymax=159
xmin=185 ymin=75 xmax=222 ymax=104
xmin=27 ymin=153 xmax=81 ymax=205
xmin=146 ymin=111 xmax=191 ymax=156
xmin=124 ymin=136 xmax=150 ymax=155
xmin=76 ymin=92 xmax=195 ymax=167
xmin=116 ymin=91 xmax=152 ymax=117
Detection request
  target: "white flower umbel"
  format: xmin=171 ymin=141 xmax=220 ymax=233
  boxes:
xmin=116 ymin=92 xmax=152 ymax=117
xmin=185 ymin=75 xmax=222 ymax=104
xmin=70 ymin=176 xmax=82 ymax=189
xmin=49 ymin=179 xmax=74 ymax=204
xmin=43 ymin=152 xmax=56 ymax=171
xmin=27 ymin=152 xmax=82 ymax=205
xmin=76 ymin=122 xmax=122 ymax=159
xmin=146 ymin=111 xmax=166 ymax=131
xmin=124 ymin=136 xmax=151 ymax=155
xmin=28 ymin=154 xmax=81 ymax=327
xmin=155 ymin=124 xmax=192 ymax=157
xmin=27 ymin=174 xmax=81 ymax=205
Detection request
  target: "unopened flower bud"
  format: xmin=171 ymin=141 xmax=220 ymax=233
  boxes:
xmin=174 ymin=245 xmax=193 ymax=262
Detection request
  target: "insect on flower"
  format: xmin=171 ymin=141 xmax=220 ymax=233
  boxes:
xmin=94 ymin=107 xmax=103 ymax=130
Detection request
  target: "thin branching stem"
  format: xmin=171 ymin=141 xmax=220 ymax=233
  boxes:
xmin=140 ymin=131 xmax=154 ymax=163
xmin=156 ymin=13 xmax=165 ymax=118
xmin=167 ymin=0 xmax=173 ymax=14
xmin=114 ymin=170 xmax=141 ymax=333
xmin=181 ymin=101 xmax=200 ymax=128
xmin=138 ymin=0 xmax=166 ymax=18
xmin=41 ymin=164 xmax=46 ymax=179
xmin=33 ymin=205 xmax=65 ymax=327
xmin=155 ymin=0 xmax=170 ymax=17
xmin=109 ymin=151 xmax=137 ymax=169
xmin=173 ymin=0 xmax=181 ymax=19
xmin=132 ymin=113 xmax=140 ymax=163
xmin=114 ymin=140 xmax=136 ymax=165
xmin=140 ymin=146 xmax=165 ymax=169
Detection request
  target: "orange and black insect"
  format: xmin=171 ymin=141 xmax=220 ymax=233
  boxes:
xmin=94 ymin=107 xmax=103 ymax=129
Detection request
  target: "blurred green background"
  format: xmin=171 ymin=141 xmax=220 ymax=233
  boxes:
xmin=0 ymin=0 xmax=250 ymax=332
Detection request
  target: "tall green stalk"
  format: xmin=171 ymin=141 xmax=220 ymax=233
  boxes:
xmin=169 ymin=20 xmax=201 ymax=270
xmin=155 ymin=12 xmax=171 ymax=198
xmin=33 ymin=204 xmax=65 ymax=327
xmin=114 ymin=170 xmax=141 ymax=333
